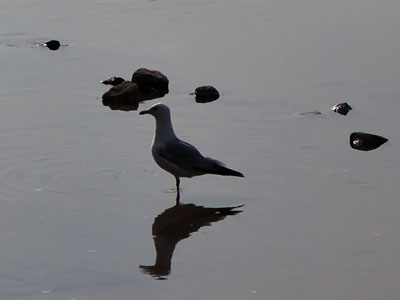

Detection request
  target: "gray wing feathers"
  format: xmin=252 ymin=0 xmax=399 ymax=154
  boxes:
xmin=157 ymin=140 xmax=244 ymax=177
xmin=157 ymin=140 xmax=206 ymax=171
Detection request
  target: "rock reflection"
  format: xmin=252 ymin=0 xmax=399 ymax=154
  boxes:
xmin=140 ymin=202 xmax=243 ymax=279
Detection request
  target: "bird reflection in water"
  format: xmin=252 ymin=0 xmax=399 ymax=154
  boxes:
xmin=140 ymin=202 xmax=243 ymax=279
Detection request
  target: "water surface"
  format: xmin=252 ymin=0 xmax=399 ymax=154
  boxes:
xmin=1 ymin=1 xmax=400 ymax=299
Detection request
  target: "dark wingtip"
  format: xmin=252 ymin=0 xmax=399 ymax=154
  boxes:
xmin=222 ymin=168 xmax=244 ymax=178
xmin=229 ymin=169 xmax=244 ymax=177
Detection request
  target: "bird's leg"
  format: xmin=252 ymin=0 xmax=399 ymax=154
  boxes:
xmin=176 ymin=189 xmax=180 ymax=205
xmin=175 ymin=176 xmax=180 ymax=191
xmin=175 ymin=176 xmax=180 ymax=205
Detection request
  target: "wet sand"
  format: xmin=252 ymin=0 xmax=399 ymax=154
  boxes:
xmin=1 ymin=1 xmax=400 ymax=299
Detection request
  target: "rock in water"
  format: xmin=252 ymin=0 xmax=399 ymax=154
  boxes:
xmin=331 ymin=102 xmax=352 ymax=116
xmin=131 ymin=68 xmax=169 ymax=94
xmin=101 ymin=77 xmax=125 ymax=86
xmin=193 ymin=86 xmax=220 ymax=103
xmin=44 ymin=40 xmax=61 ymax=50
xmin=350 ymin=132 xmax=388 ymax=151
xmin=102 ymin=81 xmax=140 ymax=110
xmin=101 ymin=73 xmax=167 ymax=111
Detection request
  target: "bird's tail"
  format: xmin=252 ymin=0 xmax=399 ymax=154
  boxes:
xmin=203 ymin=158 xmax=244 ymax=177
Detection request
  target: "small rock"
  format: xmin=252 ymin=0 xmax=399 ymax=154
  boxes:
xmin=44 ymin=40 xmax=60 ymax=51
xmin=350 ymin=132 xmax=388 ymax=151
xmin=131 ymin=68 xmax=169 ymax=94
xmin=100 ymin=76 xmax=125 ymax=86
xmin=331 ymin=102 xmax=352 ymax=116
xmin=193 ymin=86 xmax=220 ymax=103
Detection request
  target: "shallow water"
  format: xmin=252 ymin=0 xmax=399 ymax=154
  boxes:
xmin=1 ymin=0 xmax=400 ymax=299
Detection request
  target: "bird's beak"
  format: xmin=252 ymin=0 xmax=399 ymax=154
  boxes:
xmin=139 ymin=109 xmax=150 ymax=115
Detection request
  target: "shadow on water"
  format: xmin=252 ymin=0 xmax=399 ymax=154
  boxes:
xmin=140 ymin=201 xmax=243 ymax=280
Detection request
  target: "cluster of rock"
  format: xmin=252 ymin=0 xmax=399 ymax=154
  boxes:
xmin=102 ymin=68 xmax=169 ymax=111
xmin=100 ymin=68 xmax=389 ymax=152
xmin=101 ymin=68 xmax=221 ymax=111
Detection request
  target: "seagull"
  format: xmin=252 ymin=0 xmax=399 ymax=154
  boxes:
xmin=139 ymin=103 xmax=244 ymax=201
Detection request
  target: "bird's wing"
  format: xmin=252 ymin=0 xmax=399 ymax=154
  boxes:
xmin=157 ymin=140 xmax=205 ymax=171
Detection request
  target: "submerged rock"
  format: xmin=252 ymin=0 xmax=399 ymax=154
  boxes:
xmin=44 ymin=40 xmax=60 ymax=51
xmin=331 ymin=102 xmax=352 ymax=116
xmin=350 ymin=132 xmax=388 ymax=151
xmin=297 ymin=111 xmax=322 ymax=116
xmin=100 ymin=76 xmax=125 ymax=86
xmin=193 ymin=86 xmax=220 ymax=103
xmin=131 ymin=68 xmax=169 ymax=94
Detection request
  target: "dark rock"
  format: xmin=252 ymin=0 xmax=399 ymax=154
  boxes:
xmin=101 ymin=76 xmax=125 ymax=86
xmin=331 ymin=102 xmax=352 ymax=116
xmin=193 ymin=86 xmax=220 ymax=103
xmin=131 ymin=68 xmax=169 ymax=94
xmin=101 ymin=79 xmax=167 ymax=111
xmin=350 ymin=132 xmax=388 ymax=151
xmin=44 ymin=40 xmax=61 ymax=51
xmin=102 ymin=81 xmax=140 ymax=111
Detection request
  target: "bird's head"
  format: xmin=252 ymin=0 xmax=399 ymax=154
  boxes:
xmin=139 ymin=103 xmax=170 ymax=118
